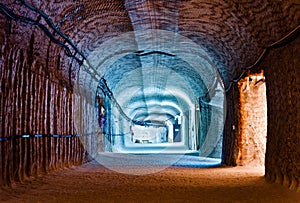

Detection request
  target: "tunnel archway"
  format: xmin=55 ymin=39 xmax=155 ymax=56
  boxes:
xmin=74 ymin=29 xmax=226 ymax=158
xmin=0 ymin=0 xmax=299 ymax=191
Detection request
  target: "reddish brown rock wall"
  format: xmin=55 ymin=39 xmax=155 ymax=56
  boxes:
xmin=0 ymin=43 xmax=86 ymax=187
xmin=262 ymin=36 xmax=300 ymax=191
xmin=0 ymin=32 xmax=100 ymax=187
xmin=237 ymin=72 xmax=267 ymax=167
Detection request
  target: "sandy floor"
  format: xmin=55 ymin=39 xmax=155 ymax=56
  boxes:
xmin=0 ymin=157 xmax=299 ymax=203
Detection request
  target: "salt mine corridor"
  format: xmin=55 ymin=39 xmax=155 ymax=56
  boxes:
xmin=0 ymin=0 xmax=299 ymax=202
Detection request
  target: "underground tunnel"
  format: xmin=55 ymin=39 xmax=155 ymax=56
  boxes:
xmin=0 ymin=0 xmax=299 ymax=202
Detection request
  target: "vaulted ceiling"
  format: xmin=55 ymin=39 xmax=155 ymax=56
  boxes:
xmin=1 ymin=0 xmax=299 ymax=122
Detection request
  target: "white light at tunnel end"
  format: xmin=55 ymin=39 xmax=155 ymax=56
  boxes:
xmin=75 ymin=29 xmax=227 ymax=175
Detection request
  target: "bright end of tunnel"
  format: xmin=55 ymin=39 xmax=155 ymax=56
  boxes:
xmin=75 ymin=29 xmax=226 ymax=175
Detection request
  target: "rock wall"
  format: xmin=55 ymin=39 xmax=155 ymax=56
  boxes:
xmin=199 ymin=102 xmax=224 ymax=158
xmin=0 ymin=34 xmax=98 ymax=188
xmin=262 ymin=35 xmax=300 ymax=191
xmin=221 ymin=84 xmax=239 ymax=166
xmin=72 ymin=91 xmax=99 ymax=158
xmin=237 ymin=72 xmax=267 ymax=167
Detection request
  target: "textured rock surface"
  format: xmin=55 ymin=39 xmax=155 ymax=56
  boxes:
xmin=222 ymin=83 xmax=240 ymax=166
xmin=262 ymin=36 xmax=300 ymax=191
xmin=0 ymin=40 xmax=91 ymax=186
xmin=1 ymin=0 xmax=299 ymax=87
xmin=0 ymin=16 xmax=96 ymax=187
xmin=237 ymin=72 xmax=267 ymax=167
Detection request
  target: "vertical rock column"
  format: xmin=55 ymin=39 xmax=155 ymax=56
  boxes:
xmin=221 ymin=83 xmax=239 ymax=166
xmin=262 ymin=36 xmax=300 ymax=191
xmin=237 ymin=72 xmax=267 ymax=167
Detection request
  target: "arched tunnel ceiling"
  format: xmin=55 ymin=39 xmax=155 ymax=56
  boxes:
xmin=58 ymin=0 xmax=299 ymax=82
xmin=2 ymin=0 xmax=299 ymax=80
xmin=1 ymin=0 xmax=299 ymax=123
xmin=103 ymin=51 xmax=213 ymax=108
xmin=80 ymin=29 xmax=220 ymax=121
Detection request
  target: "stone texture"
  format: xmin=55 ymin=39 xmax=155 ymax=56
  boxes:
xmin=2 ymin=0 xmax=299 ymax=87
xmin=222 ymin=83 xmax=239 ymax=166
xmin=262 ymin=36 xmax=300 ymax=191
xmin=237 ymin=72 xmax=267 ymax=167
xmin=0 ymin=22 xmax=95 ymax=188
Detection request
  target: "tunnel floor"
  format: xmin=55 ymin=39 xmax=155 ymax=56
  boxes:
xmin=1 ymin=155 xmax=299 ymax=203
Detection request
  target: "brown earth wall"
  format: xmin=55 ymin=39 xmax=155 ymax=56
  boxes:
xmin=262 ymin=35 xmax=300 ymax=191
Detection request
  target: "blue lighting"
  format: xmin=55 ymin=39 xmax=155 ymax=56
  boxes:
xmin=173 ymin=155 xmax=221 ymax=168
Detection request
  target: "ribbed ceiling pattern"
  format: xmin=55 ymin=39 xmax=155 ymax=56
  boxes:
xmin=1 ymin=0 xmax=299 ymax=122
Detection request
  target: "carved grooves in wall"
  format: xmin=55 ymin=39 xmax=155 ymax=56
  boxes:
xmin=0 ymin=43 xmax=85 ymax=187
